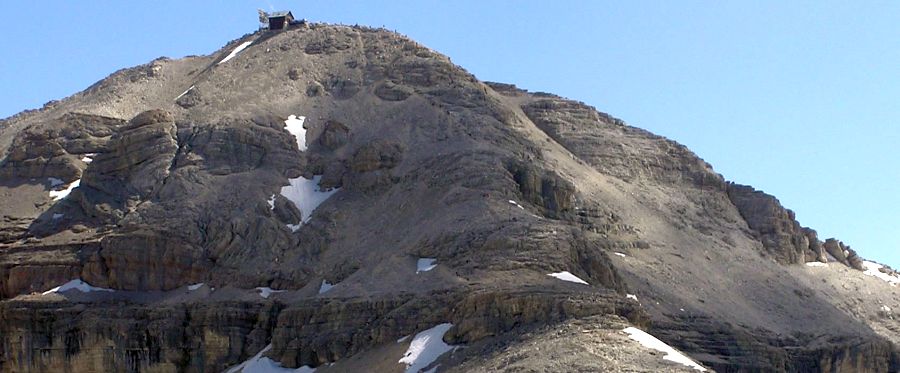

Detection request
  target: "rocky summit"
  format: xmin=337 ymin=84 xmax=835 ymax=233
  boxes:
xmin=0 ymin=22 xmax=898 ymax=373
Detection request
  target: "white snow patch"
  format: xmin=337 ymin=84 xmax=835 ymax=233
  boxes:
xmin=48 ymin=177 xmax=64 ymax=187
xmin=42 ymin=279 xmax=114 ymax=295
xmin=416 ymin=258 xmax=437 ymax=273
xmin=218 ymin=41 xmax=254 ymax=65
xmin=862 ymin=261 xmax=900 ymax=286
xmin=397 ymin=335 xmax=410 ymax=343
xmin=623 ymin=326 xmax=707 ymax=371
xmin=280 ymin=175 xmax=338 ymax=227
xmin=318 ymin=281 xmax=333 ymax=294
xmin=267 ymin=194 xmax=276 ymax=210
xmin=81 ymin=154 xmax=95 ymax=163
xmin=547 ymin=271 xmax=589 ymax=285
xmin=187 ymin=283 xmax=204 ymax=291
xmin=805 ymin=262 xmax=828 ymax=267
xmin=399 ymin=323 xmax=455 ymax=373
xmin=225 ymin=344 xmax=315 ymax=373
xmin=49 ymin=179 xmax=80 ymax=201
xmin=881 ymin=305 xmax=892 ymax=313
xmin=257 ymin=287 xmax=285 ymax=299
xmin=613 ymin=252 xmax=627 ymax=257
xmin=507 ymin=199 xmax=525 ymax=210
xmin=175 ymin=85 xmax=194 ymax=100
xmin=284 ymin=115 xmax=308 ymax=151
xmin=52 ymin=213 xmax=64 ymax=220
xmin=626 ymin=294 xmax=639 ymax=301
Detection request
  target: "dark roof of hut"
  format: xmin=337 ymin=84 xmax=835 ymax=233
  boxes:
xmin=268 ymin=11 xmax=293 ymax=19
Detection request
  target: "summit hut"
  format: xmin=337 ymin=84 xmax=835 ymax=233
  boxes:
xmin=267 ymin=11 xmax=295 ymax=30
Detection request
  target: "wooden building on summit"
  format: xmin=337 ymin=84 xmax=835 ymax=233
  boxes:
xmin=267 ymin=11 xmax=295 ymax=30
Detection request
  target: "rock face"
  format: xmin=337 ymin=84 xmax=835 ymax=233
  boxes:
xmin=81 ymin=109 xmax=178 ymax=203
xmin=726 ymin=183 xmax=826 ymax=264
xmin=0 ymin=113 xmax=122 ymax=183
xmin=823 ymin=238 xmax=866 ymax=270
xmin=0 ymin=23 xmax=897 ymax=373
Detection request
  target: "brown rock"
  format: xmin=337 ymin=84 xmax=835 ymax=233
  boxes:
xmin=374 ymin=81 xmax=412 ymax=101
xmin=350 ymin=141 xmax=403 ymax=172
xmin=507 ymin=162 xmax=575 ymax=218
xmin=317 ymin=120 xmax=350 ymax=150
xmin=81 ymin=109 xmax=178 ymax=200
xmin=727 ymin=183 xmax=817 ymax=265
xmin=288 ymin=67 xmax=302 ymax=80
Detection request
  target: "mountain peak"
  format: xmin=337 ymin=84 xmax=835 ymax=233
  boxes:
xmin=0 ymin=20 xmax=897 ymax=373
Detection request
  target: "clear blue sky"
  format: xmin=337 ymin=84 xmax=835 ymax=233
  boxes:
xmin=1 ymin=2 xmax=897 ymax=269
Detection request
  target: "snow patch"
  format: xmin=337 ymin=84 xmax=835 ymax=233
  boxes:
xmin=267 ymin=194 xmax=276 ymax=210
xmin=175 ymin=85 xmax=194 ymax=100
xmin=397 ymin=335 xmax=410 ymax=343
xmin=225 ymin=344 xmax=315 ymax=373
xmin=81 ymin=153 xmax=95 ymax=163
xmin=623 ymin=327 xmax=707 ymax=371
xmin=626 ymin=294 xmax=638 ymax=301
xmin=805 ymin=262 xmax=828 ymax=267
xmin=318 ymin=281 xmax=333 ymax=294
xmin=416 ymin=258 xmax=437 ymax=273
xmin=881 ymin=305 xmax=892 ymax=313
xmin=507 ymin=200 xmax=525 ymax=210
xmin=613 ymin=252 xmax=627 ymax=257
xmin=284 ymin=115 xmax=307 ymax=151
xmin=257 ymin=287 xmax=285 ymax=299
xmin=187 ymin=283 xmax=204 ymax=291
xmin=547 ymin=271 xmax=589 ymax=285
xmin=218 ymin=41 xmax=254 ymax=65
xmin=399 ymin=323 xmax=455 ymax=373
xmin=42 ymin=279 xmax=113 ymax=295
xmin=280 ymin=175 xmax=338 ymax=228
xmin=49 ymin=179 xmax=80 ymax=201
xmin=862 ymin=261 xmax=900 ymax=286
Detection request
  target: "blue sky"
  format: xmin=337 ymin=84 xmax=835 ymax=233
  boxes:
xmin=1 ymin=1 xmax=897 ymax=269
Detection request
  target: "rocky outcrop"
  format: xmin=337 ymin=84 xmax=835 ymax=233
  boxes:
xmin=316 ymin=120 xmax=349 ymax=150
xmin=522 ymin=98 xmax=725 ymax=189
xmin=0 ymin=289 xmax=644 ymax=372
xmin=0 ymin=113 xmax=122 ymax=182
xmin=2 ymin=108 xmax=312 ymax=294
xmin=175 ymin=86 xmax=202 ymax=108
xmin=727 ymin=183 xmax=825 ymax=265
xmin=805 ymin=228 xmax=828 ymax=262
xmin=0 ymin=242 xmax=85 ymax=298
xmin=0 ymin=299 xmax=279 ymax=372
xmin=506 ymin=161 xmax=575 ymax=219
xmin=725 ymin=183 xmax=869 ymax=271
xmin=823 ymin=238 xmax=865 ymax=270
xmin=349 ymin=140 xmax=403 ymax=172
xmin=653 ymin=314 xmax=900 ymax=372
xmin=80 ymin=109 xmax=178 ymax=203
xmin=374 ymin=81 xmax=412 ymax=101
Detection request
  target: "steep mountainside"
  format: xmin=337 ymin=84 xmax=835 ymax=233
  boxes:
xmin=0 ymin=23 xmax=897 ymax=372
